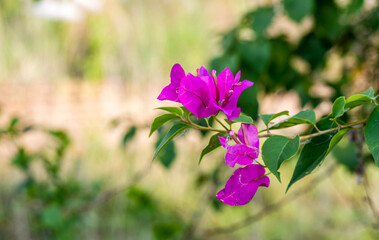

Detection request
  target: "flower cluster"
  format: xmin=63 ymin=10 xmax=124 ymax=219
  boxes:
xmin=157 ymin=64 xmax=270 ymax=206
xmin=158 ymin=64 xmax=253 ymax=120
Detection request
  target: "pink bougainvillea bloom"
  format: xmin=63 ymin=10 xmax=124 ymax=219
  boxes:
xmin=218 ymin=123 xmax=259 ymax=168
xmin=157 ymin=63 xmax=186 ymax=102
xmin=216 ymin=164 xmax=270 ymax=206
xmin=178 ymin=67 xmax=253 ymax=120
xmin=178 ymin=72 xmax=219 ymax=118
xmin=209 ymin=68 xmax=254 ymax=120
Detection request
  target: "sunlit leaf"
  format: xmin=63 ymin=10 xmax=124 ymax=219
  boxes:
xmin=262 ymin=135 xmax=300 ymax=182
xmin=330 ymin=96 xmax=345 ymax=119
xmin=269 ymin=109 xmax=316 ymax=130
xmin=149 ymin=114 xmax=179 ymax=137
xmin=156 ymin=107 xmax=183 ymax=116
xmin=153 ymin=123 xmax=189 ymax=161
xmin=260 ymin=110 xmax=289 ymax=127
xmin=344 ymin=87 xmax=375 ymax=110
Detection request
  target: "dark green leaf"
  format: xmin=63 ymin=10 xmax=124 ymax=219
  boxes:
xmin=327 ymin=128 xmax=350 ymax=154
xmin=12 ymin=148 xmax=32 ymax=171
xmin=225 ymin=114 xmax=254 ymax=125
xmin=153 ymin=222 xmax=182 ymax=240
xmin=260 ymin=111 xmax=289 ymax=127
xmin=346 ymin=0 xmax=364 ymax=14
xmin=249 ymin=7 xmax=275 ymax=36
xmin=345 ymin=87 xmax=375 ymax=110
xmin=333 ymin=141 xmax=358 ymax=172
xmin=153 ymin=123 xmax=189 ymax=161
xmin=155 ymin=139 xmax=176 ymax=168
xmin=283 ymin=0 xmax=314 ymax=22
xmin=269 ymin=109 xmax=316 ymax=130
xmin=364 ymin=106 xmax=379 ymax=166
xmin=286 ymin=118 xmax=337 ymax=191
xmin=156 ymin=107 xmax=183 ymax=116
xmin=122 ymin=126 xmax=137 ymax=147
xmin=330 ymin=96 xmax=345 ymax=119
xmin=262 ymin=135 xmax=300 ymax=182
xmin=314 ymin=0 xmax=344 ymax=40
xmin=199 ymin=133 xmax=224 ymax=165
xmin=239 ymin=39 xmax=271 ymax=74
xmin=149 ymin=114 xmax=179 ymax=137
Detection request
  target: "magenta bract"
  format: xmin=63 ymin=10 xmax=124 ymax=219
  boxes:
xmin=157 ymin=64 xmax=185 ymax=102
xmin=218 ymin=124 xmax=259 ymax=168
xmin=216 ymin=164 xmax=270 ymax=206
xmin=158 ymin=64 xmax=253 ymax=120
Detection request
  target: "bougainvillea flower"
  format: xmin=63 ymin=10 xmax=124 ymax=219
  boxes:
xmin=209 ymin=68 xmax=254 ymax=120
xmin=157 ymin=63 xmax=185 ymax=102
xmin=218 ymin=124 xmax=259 ymax=168
xmin=178 ymin=72 xmax=219 ymax=118
xmin=216 ymin=164 xmax=270 ymax=206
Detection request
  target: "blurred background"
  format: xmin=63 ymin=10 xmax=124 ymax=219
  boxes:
xmin=0 ymin=0 xmax=379 ymax=239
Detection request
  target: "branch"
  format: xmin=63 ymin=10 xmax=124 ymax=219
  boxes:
xmin=257 ymin=119 xmax=367 ymax=141
xmin=203 ymin=165 xmax=336 ymax=237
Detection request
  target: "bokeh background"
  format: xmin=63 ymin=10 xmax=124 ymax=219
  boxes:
xmin=0 ymin=0 xmax=379 ymax=239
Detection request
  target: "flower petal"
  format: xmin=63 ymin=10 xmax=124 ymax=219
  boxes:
xmin=225 ymin=144 xmax=258 ymax=167
xmin=238 ymin=124 xmax=259 ymax=149
xmin=170 ymin=63 xmax=185 ymax=86
xmin=178 ymin=74 xmax=219 ymax=118
xmin=157 ymin=83 xmax=179 ymax=102
xmin=218 ymin=136 xmax=227 ymax=148
xmin=216 ymin=164 xmax=270 ymax=206
xmin=221 ymin=80 xmax=254 ymax=117
xmin=216 ymin=68 xmax=235 ymax=102
xmin=198 ymin=66 xmax=210 ymax=77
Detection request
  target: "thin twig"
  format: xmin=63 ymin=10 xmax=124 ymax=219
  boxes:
xmin=203 ymin=165 xmax=336 ymax=237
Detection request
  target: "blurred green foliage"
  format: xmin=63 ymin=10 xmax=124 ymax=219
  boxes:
xmin=211 ymin=0 xmax=379 ymax=119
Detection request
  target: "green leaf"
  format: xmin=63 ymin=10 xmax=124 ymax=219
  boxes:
xmin=42 ymin=205 xmax=62 ymax=228
xmin=286 ymin=118 xmax=337 ymax=192
xmin=239 ymin=39 xmax=271 ymax=74
xmin=122 ymin=126 xmax=137 ymax=147
xmin=262 ymin=135 xmax=300 ymax=182
xmin=346 ymin=0 xmax=364 ymax=14
xmin=153 ymin=123 xmax=189 ymax=161
xmin=345 ymin=87 xmax=375 ymax=110
xmin=364 ymin=106 xmax=379 ymax=166
xmin=156 ymin=107 xmax=183 ymax=116
xmin=153 ymin=222 xmax=182 ymax=240
xmin=12 ymin=148 xmax=32 ymax=171
xmin=180 ymin=106 xmax=191 ymax=119
xmin=199 ymin=133 xmax=224 ymax=165
xmin=249 ymin=7 xmax=275 ymax=36
xmin=225 ymin=114 xmax=254 ymax=125
xmin=149 ymin=114 xmax=179 ymax=137
xmin=330 ymin=96 xmax=346 ymax=119
xmin=327 ymin=128 xmax=350 ymax=154
xmin=260 ymin=111 xmax=289 ymax=127
xmin=269 ymin=109 xmax=316 ymax=130
xmin=155 ymin=137 xmax=176 ymax=168
xmin=283 ymin=0 xmax=314 ymax=22
xmin=333 ymin=141 xmax=358 ymax=173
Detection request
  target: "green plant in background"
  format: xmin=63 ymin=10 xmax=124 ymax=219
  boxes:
xmin=211 ymin=0 xmax=379 ymax=119
xmin=0 ymin=116 xmax=101 ymax=239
